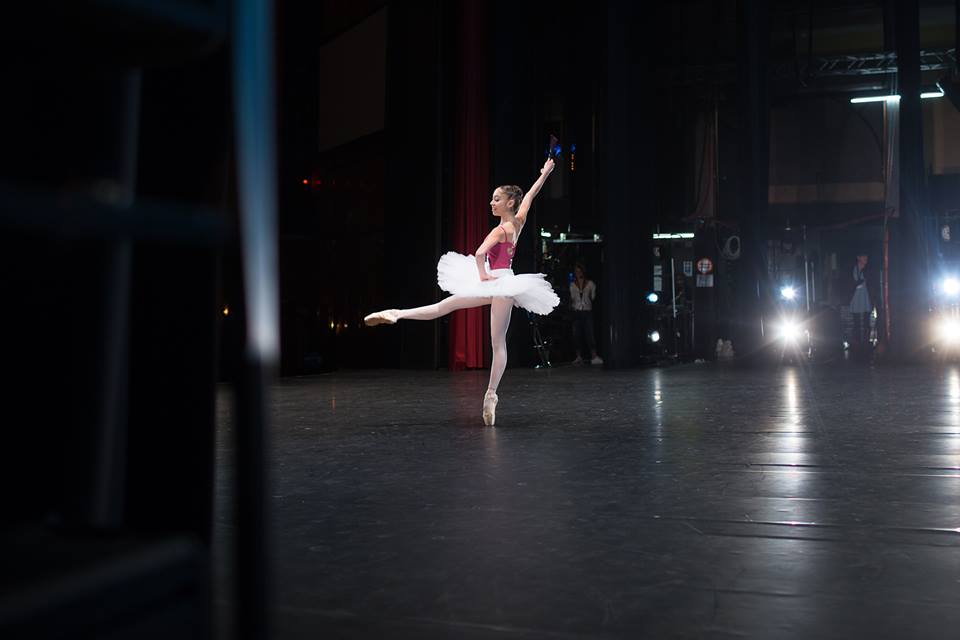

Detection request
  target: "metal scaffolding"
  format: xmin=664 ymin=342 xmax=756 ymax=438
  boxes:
xmin=782 ymin=47 xmax=956 ymax=78
xmin=664 ymin=47 xmax=956 ymax=86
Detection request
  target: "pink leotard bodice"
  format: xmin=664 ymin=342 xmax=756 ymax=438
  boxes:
xmin=487 ymin=225 xmax=516 ymax=270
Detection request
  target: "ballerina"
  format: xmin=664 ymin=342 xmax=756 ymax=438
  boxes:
xmin=364 ymin=158 xmax=560 ymax=426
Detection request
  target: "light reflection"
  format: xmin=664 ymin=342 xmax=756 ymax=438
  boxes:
xmin=947 ymin=367 xmax=960 ymax=455
xmin=652 ymin=369 xmax=664 ymax=439
xmin=727 ymin=370 xmax=824 ymax=607
xmin=947 ymin=367 xmax=960 ymax=421
xmin=779 ymin=368 xmax=807 ymax=493
xmin=784 ymin=367 xmax=800 ymax=426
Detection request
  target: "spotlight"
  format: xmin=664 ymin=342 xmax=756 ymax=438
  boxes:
xmin=937 ymin=318 xmax=960 ymax=344
xmin=943 ymin=277 xmax=960 ymax=297
xmin=646 ymin=292 xmax=660 ymax=304
xmin=776 ymin=320 xmax=801 ymax=342
xmin=648 ymin=330 xmax=661 ymax=343
xmin=780 ymin=286 xmax=797 ymax=301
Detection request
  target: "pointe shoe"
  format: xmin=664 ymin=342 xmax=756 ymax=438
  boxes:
xmin=482 ymin=390 xmax=498 ymax=426
xmin=364 ymin=309 xmax=399 ymax=326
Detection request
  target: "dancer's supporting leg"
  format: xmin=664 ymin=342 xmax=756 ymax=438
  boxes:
xmin=483 ymin=297 xmax=513 ymax=426
xmin=487 ymin=297 xmax=513 ymax=391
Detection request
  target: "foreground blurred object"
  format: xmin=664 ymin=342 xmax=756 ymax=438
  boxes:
xmin=0 ymin=1 xmax=275 ymax=638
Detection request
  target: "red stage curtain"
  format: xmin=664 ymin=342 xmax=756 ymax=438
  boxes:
xmin=449 ymin=0 xmax=490 ymax=370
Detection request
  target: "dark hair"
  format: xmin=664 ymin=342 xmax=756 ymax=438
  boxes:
xmin=575 ymin=261 xmax=586 ymax=274
xmin=498 ymin=185 xmax=523 ymax=212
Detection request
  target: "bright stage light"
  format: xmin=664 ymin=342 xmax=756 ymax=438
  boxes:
xmin=652 ymin=232 xmax=695 ymax=240
xmin=780 ymin=286 xmax=797 ymax=301
xmin=850 ymin=89 xmax=943 ymax=104
xmin=850 ymin=95 xmax=899 ymax=103
xmin=649 ymin=330 xmax=661 ymax=343
xmin=776 ymin=320 xmax=801 ymax=342
xmin=936 ymin=318 xmax=960 ymax=344
xmin=646 ymin=292 xmax=660 ymax=304
xmin=943 ymin=277 xmax=960 ymax=297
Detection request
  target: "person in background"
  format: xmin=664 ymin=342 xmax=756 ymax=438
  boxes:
xmin=570 ymin=261 xmax=603 ymax=365
xmin=850 ymin=252 xmax=878 ymax=358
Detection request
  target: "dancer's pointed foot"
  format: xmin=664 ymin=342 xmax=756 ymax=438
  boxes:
xmin=482 ymin=389 xmax=498 ymax=426
xmin=364 ymin=309 xmax=399 ymax=326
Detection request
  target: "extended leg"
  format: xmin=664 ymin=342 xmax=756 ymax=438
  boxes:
xmin=398 ymin=295 xmax=491 ymax=320
xmin=366 ymin=295 xmax=491 ymax=325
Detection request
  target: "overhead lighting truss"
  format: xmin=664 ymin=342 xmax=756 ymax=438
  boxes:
xmin=783 ymin=48 xmax=956 ymax=78
xmin=664 ymin=48 xmax=955 ymax=86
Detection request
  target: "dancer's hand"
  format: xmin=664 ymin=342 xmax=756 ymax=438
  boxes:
xmin=541 ymin=158 xmax=555 ymax=175
xmin=480 ymin=273 xmax=498 ymax=282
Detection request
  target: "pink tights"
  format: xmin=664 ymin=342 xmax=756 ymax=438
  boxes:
xmin=396 ymin=295 xmax=513 ymax=392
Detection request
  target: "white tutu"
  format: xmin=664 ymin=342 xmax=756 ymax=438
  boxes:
xmin=436 ymin=252 xmax=560 ymax=315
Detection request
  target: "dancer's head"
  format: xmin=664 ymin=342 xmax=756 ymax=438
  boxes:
xmin=575 ymin=262 xmax=586 ymax=280
xmin=490 ymin=185 xmax=523 ymax=217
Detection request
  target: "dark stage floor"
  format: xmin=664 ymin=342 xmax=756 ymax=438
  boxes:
xmin=215 ymin=362 xmax=960 ymax=639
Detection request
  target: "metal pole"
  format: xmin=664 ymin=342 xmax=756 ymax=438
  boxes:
xmin=671 ymin=256 xmax=679 ymax=356
xmin=811 ymin=259 xmax=816 ymax=305
xmin=713 ymin=89 xmax=720 ymax=219
xmin=671 ymin=257 xmax=678 ymax=319
xmin=803 ymin=226 xmax=811 ymax=312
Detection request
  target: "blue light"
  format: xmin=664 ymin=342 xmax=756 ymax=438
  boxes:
xmin=646 ymin=292 xmax=660 ymax=304
xmin=571 ymin=143 xmax=576 ymax=152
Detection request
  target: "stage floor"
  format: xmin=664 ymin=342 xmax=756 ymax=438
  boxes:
xmin=215 ymin=362 xmax=960 ymax=638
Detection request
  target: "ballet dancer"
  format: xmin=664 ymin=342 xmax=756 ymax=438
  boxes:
xmin=364 ymin=157 xmax=560 ymax=426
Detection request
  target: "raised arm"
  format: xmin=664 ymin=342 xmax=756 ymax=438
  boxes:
xmin=515 ymin=158 xmax=555 ymax=226
xmin=474 ymin=226 xmax=509 ymax=281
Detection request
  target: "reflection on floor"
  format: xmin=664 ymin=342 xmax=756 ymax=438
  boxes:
xmin=215 ymin=363 xmax=960 ymax=639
